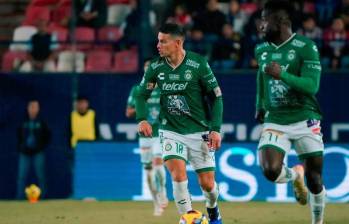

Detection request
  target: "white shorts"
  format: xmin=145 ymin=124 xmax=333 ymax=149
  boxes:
xmin=159 ymin=129 xmax=215 ymax=173
xmin=258 ymin=119 xmax=324 ymax=160
xmin=139 ymin=137 xmax=162 ymax=168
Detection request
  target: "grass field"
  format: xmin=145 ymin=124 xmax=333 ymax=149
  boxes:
xmin=0 ymin=200 xmax=348 ymax=224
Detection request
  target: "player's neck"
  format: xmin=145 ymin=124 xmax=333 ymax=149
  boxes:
xmin=273 ymin=28 xmax=293 ymax=46
xmin=166 ymin=49 xmax=186 ymax=69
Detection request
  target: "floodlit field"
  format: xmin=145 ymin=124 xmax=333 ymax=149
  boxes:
xmin=0 ymin=200 xmax=348 ymax=224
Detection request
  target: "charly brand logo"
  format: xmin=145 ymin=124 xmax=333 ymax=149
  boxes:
xmin=158 ymin=72 xmax=165 ymax=80
xmin=261 ymin=52 xmax=267 ymax=60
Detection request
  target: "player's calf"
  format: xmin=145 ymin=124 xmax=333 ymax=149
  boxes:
xmin=292 ymin=165 xmax=308 ymax=205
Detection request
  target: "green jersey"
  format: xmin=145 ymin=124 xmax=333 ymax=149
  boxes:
xmin=136 ymin=51 xmax=223 ymax=134
xmin=255 ymin=34 xmax=322 ymax=124
xmin=127 ymin=84 xmax=161 ymax=136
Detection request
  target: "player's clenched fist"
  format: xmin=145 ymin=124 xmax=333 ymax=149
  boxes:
xmin=208 ymin=131 xmax=221 ymax=150
xmin=138 ymin=120 xmax=153 ymax=137
xmin=265 ymin=61 xmax=282 ymax=79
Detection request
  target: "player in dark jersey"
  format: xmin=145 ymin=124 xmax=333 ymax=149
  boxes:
xmin=255 ymin=1 xmax=325 ymax=223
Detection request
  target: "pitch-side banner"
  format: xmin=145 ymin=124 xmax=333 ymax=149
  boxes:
xmin=74 ymin=142 xmax=349 ymax=202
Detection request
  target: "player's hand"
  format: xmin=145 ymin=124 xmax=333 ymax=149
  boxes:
xmin=138 ymin=120 xmax=152 ymax=137
xmin=255 ymin=109 xmax=265 ymax=124
xmin=265 ymin=61 xmax=281 ymax=79
xmin=208 ymin=131 xmax=221 ymax=150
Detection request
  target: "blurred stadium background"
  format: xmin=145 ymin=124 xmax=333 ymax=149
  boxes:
xmin=0 ymin=0 xmax=348 ymax=223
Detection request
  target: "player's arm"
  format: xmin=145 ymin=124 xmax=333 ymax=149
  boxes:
xmin=266 ymin=43 xmax=321 ymax=95
xmin=255 ymin=69 xmax=266 ymax=123
xmin=280 ymin=43 xmax=321 ymax=95
xmin=135 ymin=64 xmax=156 ymax=137
xmin=125 ymin=85 xmax=137 ymax=118
xmin=200 ymin=60 xmax=223 ymax=149
xmin=255 ymin=45 xmax=265 ymax=123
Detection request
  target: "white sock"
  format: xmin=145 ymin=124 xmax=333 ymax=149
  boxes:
xmin=153 ymin=165 xmax=166 ymax=194
xmin=309 ymin=187 xmax=326 ymax=224
xmin=275 ymin=165 xmax=298 ymax=183
xmin=146 ymin=170 xmax=158 ymax=205
xmin=173 ymin=180 xmax=192 ymax=214
xmin=202 ymin=182 xmax=219 ymax=208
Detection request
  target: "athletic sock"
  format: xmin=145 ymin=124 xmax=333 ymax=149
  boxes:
xmin=275 ymin=165 xmax=298 ymax=183
xmin=309 ymin=187 xmax=326 ymax=224
xmin=202 ymin=182 xmax=221 ymax=221
xmin=202 ymin=182 xmax=219 ymax=208
xmin=173 ymin=180 xmax=192 ymax=214
xmin=153 ymin=165 xmax=166 ymax=193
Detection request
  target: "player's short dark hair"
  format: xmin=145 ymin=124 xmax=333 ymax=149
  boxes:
xmin=264 ymin=0 xmax=295 ymax=20
xmin=159 ymin=23 xmax=185 ymax=38
xmin=77 ymin=95 xmax=88 ymax=101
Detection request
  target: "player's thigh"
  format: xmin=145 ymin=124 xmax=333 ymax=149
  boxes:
xmin=151 ymin=137 xmax=163 ymax=165
xmin=187 ymin=132 xmax=216 ymax=173
xmin=160 ymin=130 xmax=188 ymax=163
xmin=293 ymin=120 xmax=324 ymax=161
xmin=139 ymin=137 xmax=153 ymax=169
xmin=258 ymin=123 xmax=292 ymax=154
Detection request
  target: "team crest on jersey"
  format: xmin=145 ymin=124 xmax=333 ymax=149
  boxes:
xmin=164 ymin=142 xmax=172 ymax=151
xmin=184 ymin=70 xmax=193 ymax=81
xmin=287 ymin=50 xmax=296 ymax=61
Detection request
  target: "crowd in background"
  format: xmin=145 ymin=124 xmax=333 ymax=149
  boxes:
xmin=3 ymin=0 xmax=349 ymax=72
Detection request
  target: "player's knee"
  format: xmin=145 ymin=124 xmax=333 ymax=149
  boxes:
xmin=153 ymin=157 xmax=163 ymax=166
xmin=305 ymin=170 xmax=323 ymax=194
xmin=199 ymin=176 xmax=215 ymax=192
xmin=200 ymin=182 xmax=215 ymax=192
xmin=170 ymin=170 xmax=187 ymax=182
xmin=262 ymin=164 xmax=281 ymax=182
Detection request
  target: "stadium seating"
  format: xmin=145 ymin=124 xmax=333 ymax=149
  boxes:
xmin=51 ymin=2 xmax=71 ymax=27
xmin=1 ymin=51 xmax=28 ymax=72
xmin=9 ymin=26 xmax=38 ymax=51
xmin=22 ymin=6 xmax=51 ymax=25
xmin=57 ymin=50 xmax=85 ymax=72
xmin=107 ymin=0 xmax=130 ymax=5
xmin=112 ymin=49 xmax=138 ymax=73
xmin=107 ymin=4 xmax=131 ymax=26
xmin=30 ymin=0 xmax=59 ymax=6
xmin=48 ymin=26 xmax=68 ymax=50
xmin=97 ymin=26 xmax=123 ymax=49
xmin=73 ymin=27 xmax=95 ymax=51
xmin=85 ymin=50 xmax=112 ymax=72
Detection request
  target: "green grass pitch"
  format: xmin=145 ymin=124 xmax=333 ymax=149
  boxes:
xmin=0 ymin=200 xmax=348 ymax=224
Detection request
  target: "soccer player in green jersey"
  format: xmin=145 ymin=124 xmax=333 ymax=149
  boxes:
xmin=126 ymin=60 xmax=168 ymax=216
xmin=135 ymin=23 xmax=223 ymax=224
xmin=255 ymin=1 xmax=325 ymax=223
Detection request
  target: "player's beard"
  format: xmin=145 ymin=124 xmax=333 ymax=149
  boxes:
xmin=264 ymin=28 xmax=281 ymax=43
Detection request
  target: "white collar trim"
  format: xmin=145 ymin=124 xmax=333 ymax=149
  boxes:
xmin=271 ymin=33 xmax=296 ymax=49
